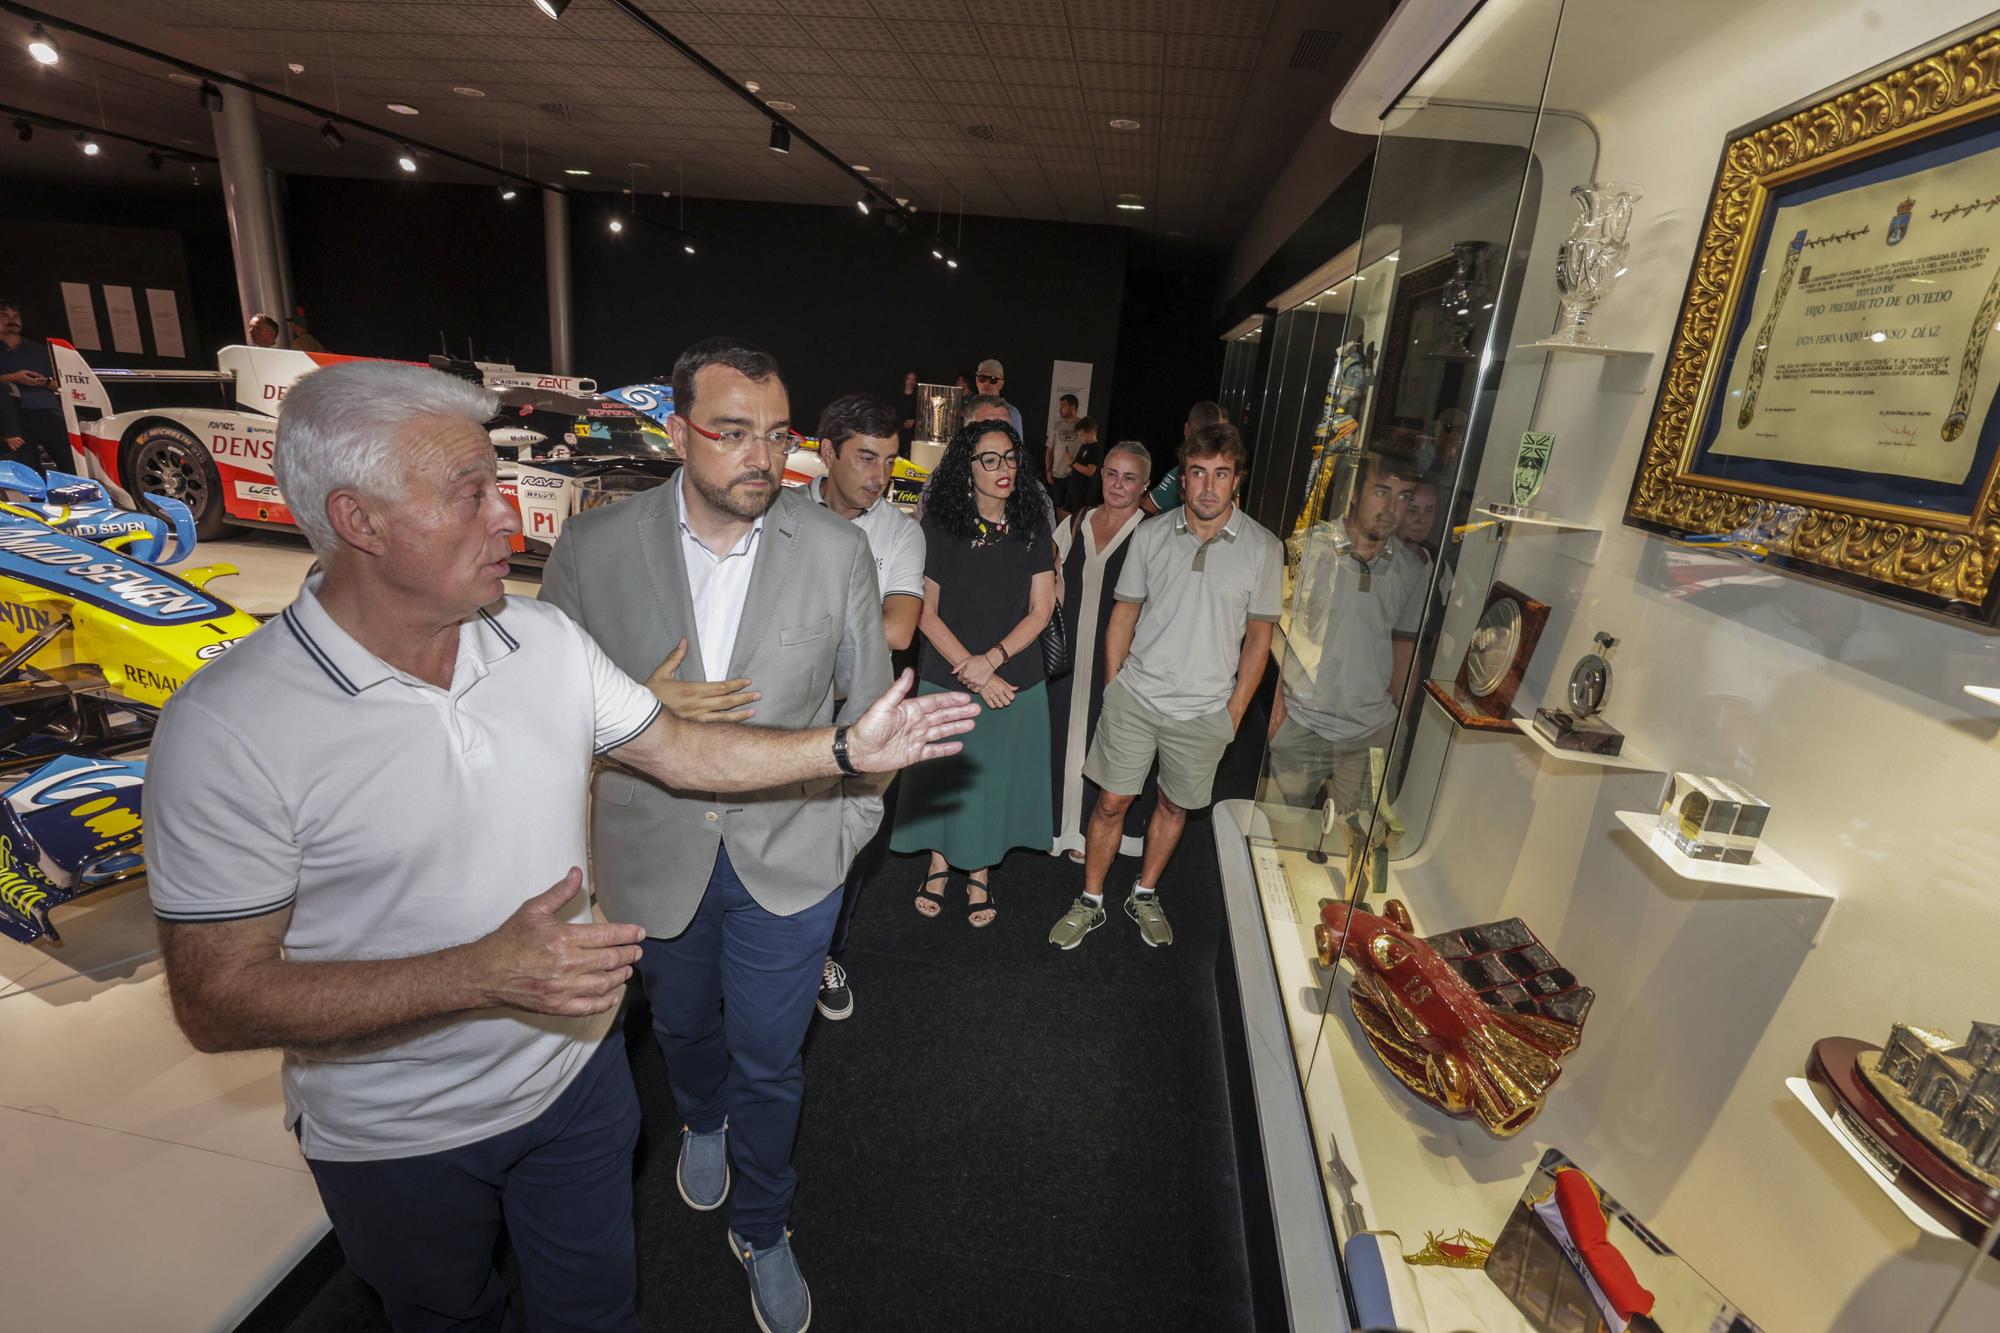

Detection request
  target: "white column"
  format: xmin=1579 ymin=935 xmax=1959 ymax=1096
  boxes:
xmin=209 ymin=78 xmax=287 ymax=345
xmin=543 ymin=189 xmax=573 ymax=375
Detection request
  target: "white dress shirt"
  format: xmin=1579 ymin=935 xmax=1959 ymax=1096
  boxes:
xmin=676 ymin=471 xmax=765 ymax=681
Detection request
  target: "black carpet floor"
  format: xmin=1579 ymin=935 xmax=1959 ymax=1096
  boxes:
xmin=260 ymin=738 xmax=1267 ymax=1333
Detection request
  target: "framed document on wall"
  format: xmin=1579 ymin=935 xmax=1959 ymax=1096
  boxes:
xmin=1626 ymin=23 xmax=2000 ymax=625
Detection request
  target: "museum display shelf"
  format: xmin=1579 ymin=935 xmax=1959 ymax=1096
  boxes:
xmin=1785 ymin=1076 xmax=1962 ymax=1243
xmin=1510 ymin=716 xmax=1660 ymax=771
xmin=1609 ymin=810 xmax=1830 ymax=901
xmin=1963 ymin=685 xmax=2000 ymax=706
xmin=1219 ymin=800 xmax=1573 ymax=1333
xmin=1514 ymin=337 xmax=1649 ymax=356
xmin=1465 ymin=505 xmax=1602 ymax=564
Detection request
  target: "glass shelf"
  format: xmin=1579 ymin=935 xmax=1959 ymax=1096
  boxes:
xmin=1610 ymin=810 xmax=1832 ymax=901
xmin=1785 ymin=1076 xmax=1960 ymax=1242
xmin=1510 ymin=716 xmax=1660 ymax=772
xmin=1515 ymin=338 xmax=1648 ymax=356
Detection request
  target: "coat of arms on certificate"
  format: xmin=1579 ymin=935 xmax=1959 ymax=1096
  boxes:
xmin=1626 ymin=22 xmax=2000 ymax=627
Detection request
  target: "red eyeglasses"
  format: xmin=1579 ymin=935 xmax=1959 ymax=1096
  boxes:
xmin=676 ymin=413 xmax=805 ymax=454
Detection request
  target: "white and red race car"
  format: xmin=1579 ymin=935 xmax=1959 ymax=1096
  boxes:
xmin=45 ymin=341 xmax=680 ymax=558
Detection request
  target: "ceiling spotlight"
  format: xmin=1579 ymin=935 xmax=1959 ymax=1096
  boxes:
xmin=856 ymin=198 xmax=870 ymax=215
xmin=768 ymin=122 xmax=790 ymax=155
xmin=532 ymin=0 xmax=574 ymax=18
xmin=452 ymin=86 xmax=486 ymax=98
xmin=75 ymin=133 xmax=100 ymax=157
xmin=12 ymin=119 xmax=30 ymax=143
xmin=146 ymin=150 xmax=164 ymax=170
xmin=659 ymin=190 xmax=673 ymax=200
xmin=190 ymin=164 xmax=201 ymax=185
xmin=765 ymin=100 xmax=796 ymax=111
xmin=26 ymin=24 xmax=58 ymax=66
xmin=387 ymin=103 xmax=420 ymax=116
xmin=745 ymin=81 xmax=762 ymax=94
xmin=199 ymin=81 xmax=225 ymax=112
xmin=499 ymin=179 xmax=519 ymax=200
xmin=851 ymin=164 xmax=870 ymax=172
xmin=1109 ymin=118 xmax=1142 ymax=131
xmin=288 ymin=62 xmax=306 ymax=74
xmin=683 ymin=241 xmax=696 ymax=255
xmin=932 ymin=247 xmax=943 ymax=260
xmin=397 ymin=145 xmax=418 ymax=172
xmin=319 ymin=120 xmax=344 ymax=149
xmin=609 ymin=217 xmax=624 ymax=234
xmin=1115 ymin=193 xmax=1146 ymax=211
xmin=946 ymin=257 xmax=959 ymax=269
xmin=563 ymin=167 xmax=592 ymax=176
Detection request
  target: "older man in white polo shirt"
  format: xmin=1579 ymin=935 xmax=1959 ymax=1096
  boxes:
xmin=145 ymin=361 xmax=974 ymax=1333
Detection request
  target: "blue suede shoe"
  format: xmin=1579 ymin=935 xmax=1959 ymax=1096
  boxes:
xmin=676 ymin=1121 xmax=730 ymax=1211
xmin=729 ymin=1228 xmax=811 ymax=1333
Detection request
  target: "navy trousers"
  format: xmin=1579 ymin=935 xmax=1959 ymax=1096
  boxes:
xmin=303 ymin=1035 xmax=641 ymax=1333
xmin=636 ymin=841 xmax=840 ymax=1247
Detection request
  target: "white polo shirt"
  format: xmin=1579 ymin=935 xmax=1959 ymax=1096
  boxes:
xmin=147 ymin=574 xmax=661 ymax=1162
xmin=808 ymin=475 xmax=925 ymax=600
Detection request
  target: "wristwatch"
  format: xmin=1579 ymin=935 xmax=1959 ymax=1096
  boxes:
xmin=832 ymin=723 xmax=861 ymax=777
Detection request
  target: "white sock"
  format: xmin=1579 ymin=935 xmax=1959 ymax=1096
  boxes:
xmin=1133 ymin=884 xmax=1157 ymax=899
xmin=1083 ymin=890 xmax=1104 ymax=907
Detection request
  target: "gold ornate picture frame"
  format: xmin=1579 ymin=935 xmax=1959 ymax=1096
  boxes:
xmin=1626 ymin=24 xmax=2000 ymax=626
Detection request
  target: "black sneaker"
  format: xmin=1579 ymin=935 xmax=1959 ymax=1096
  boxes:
xmin=816 ymin=957 xmax=853 ymax=1021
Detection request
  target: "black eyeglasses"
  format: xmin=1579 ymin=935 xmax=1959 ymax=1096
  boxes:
xmin=972 ymin=449 xmax=1020 ymax=471
xmin=975 ymin=374 xmax=1001 ymax=384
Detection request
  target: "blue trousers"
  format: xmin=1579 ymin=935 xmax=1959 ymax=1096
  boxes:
xmin=636 ymin=842 xmax=840 ymax=1247
xmin=303 ymin=1035 xmax=641 ymax=1333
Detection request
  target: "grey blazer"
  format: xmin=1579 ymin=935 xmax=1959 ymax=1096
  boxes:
xmin=541 ymin=480 xmax=891 ymax=938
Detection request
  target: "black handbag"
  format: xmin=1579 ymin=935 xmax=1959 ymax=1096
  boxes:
xmin=1039 ymin=512 xmax=1081 ymax=679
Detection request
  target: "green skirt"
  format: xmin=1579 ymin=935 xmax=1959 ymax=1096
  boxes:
xmin=891 ymin=679 xmax=1053 ymax=870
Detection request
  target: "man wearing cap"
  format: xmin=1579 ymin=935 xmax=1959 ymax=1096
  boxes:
xmin=288 ymin=313 xmax=327 ymax=353
xmin=974 ymin=357 xmax=1025 ymax=438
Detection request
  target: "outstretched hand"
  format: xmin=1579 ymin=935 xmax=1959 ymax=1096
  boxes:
xmin=644 ymin=638 xmax=760 ymax=723
xmin=846 ymin=669 xmax=978 ymax=773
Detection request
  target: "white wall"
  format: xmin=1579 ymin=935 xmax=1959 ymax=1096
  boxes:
xmin=1391 ymin=2 xmax=2000 ymax=1328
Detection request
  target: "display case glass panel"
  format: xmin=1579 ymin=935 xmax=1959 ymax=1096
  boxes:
xmin=1224 ymin=0 xmax=2000 ymax=1328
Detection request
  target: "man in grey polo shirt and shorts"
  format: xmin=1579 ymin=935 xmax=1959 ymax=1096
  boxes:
xmin=1049 ymin=422 xmax=1282 ymax=950
xmin=1264 ymin=452 xmax=1427 ymax=854
xmin=144 ymin=362 xmax=975 ymax=1333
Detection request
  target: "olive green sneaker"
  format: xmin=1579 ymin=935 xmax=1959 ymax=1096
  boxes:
xmin=1048 ymin=896 xmax=1106 ymax=950
xmin=1125 ymin=891 xmax=1173 ymax=948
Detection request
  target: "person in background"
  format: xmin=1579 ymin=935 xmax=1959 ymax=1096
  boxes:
xmin=0 ymin=299 xmax=76 ymax=473
xmin=1065 ymin=415 xmax=1103 ymax=512
xmin=1048 ymin=441 xmax=1155 ymax=864
xmin=896 ymin=369 xmax=919 ymax=448
xmin=894 ymin=419 xmax=1055 ymax=927
xmin=973 ymin=358 xmax=1025 ymax=437
xmin=289 ymin=313 xmax=327 ymax=353
xmin=1141 ymin=400 xmax=1228 ymax=514
xmin=1045 ymin=393 xmax=1080 ymax=506
xmin=541 ymin=337 xmax=894 ymax=1333
xmin=247 ymin=313 xmax=281 ymax=348
xmin=147 ymin=359 xmax=973 ymax=1333
xmin=1049 ymin=422 xmax=1280 ymax=951
xmin=809 ymin=392 xmax=927 ymax=1022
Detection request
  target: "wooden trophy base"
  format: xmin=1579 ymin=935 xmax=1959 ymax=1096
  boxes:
xmin=1424 ymin=678 xmax=1516 ymax=732
xmin=1805 ymin=1036 xmax=2000 ymax=1250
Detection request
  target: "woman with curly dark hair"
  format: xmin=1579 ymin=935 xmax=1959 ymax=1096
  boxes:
xmin=891 ymin=420 xmax=1056 ymax=926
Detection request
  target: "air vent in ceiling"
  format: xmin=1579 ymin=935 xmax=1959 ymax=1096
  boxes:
xmin=538 ymin=101 xmax=577 ymax=119
xmin=1289 ymin=29 xmax=1342 ymax=70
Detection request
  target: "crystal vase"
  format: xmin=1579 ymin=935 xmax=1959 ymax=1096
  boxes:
xmin=1550 ymin=182 xmax=1642 ymax=347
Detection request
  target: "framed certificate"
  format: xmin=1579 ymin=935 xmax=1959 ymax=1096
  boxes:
xmin=1626 ymin=23 xmax=2000 ymax=625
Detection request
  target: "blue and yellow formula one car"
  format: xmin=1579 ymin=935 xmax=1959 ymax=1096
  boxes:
xmin=0 ymin=462 xmax=262 ymax=944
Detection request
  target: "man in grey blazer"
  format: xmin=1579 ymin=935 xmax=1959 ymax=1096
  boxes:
xmin=541 ymin=337 xmax=886 ymax=1333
